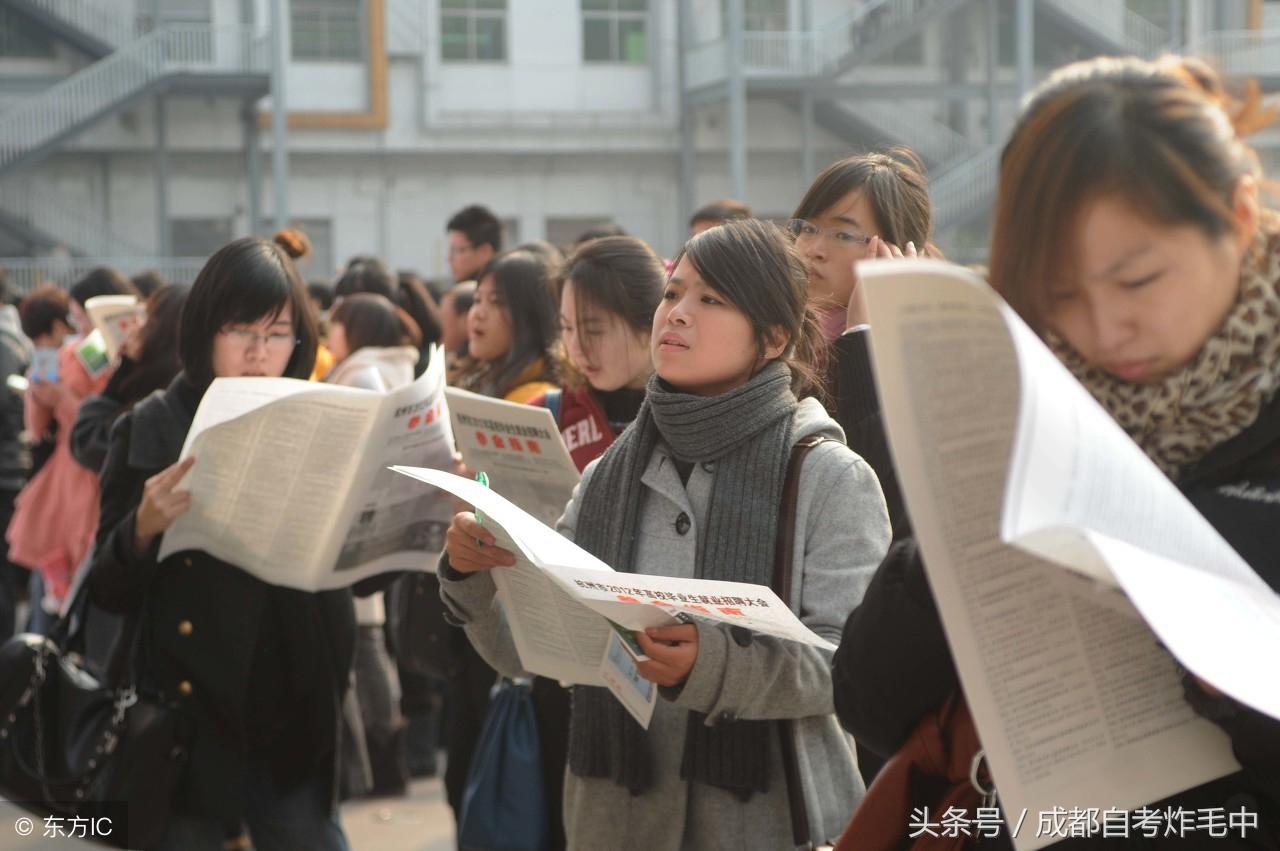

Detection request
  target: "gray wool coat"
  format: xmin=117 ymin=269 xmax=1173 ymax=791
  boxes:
xmin=440 ymin=397 xmax=891 ymax=850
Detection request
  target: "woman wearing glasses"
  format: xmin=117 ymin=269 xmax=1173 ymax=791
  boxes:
xmin=89 ymin=235 xmax=356 ymax=850
xmin=788 ymin=149 xmax=936 ymax=547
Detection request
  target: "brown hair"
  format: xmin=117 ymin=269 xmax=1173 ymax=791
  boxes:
xmin=690 ymin=199 xmax=753 ymax=229
xmin=793 ymin=147 xmax=935 ymax=253
xmin=18 ymin=284 xmax=71 ymax=340
xmin=989 ymin=56 xmax=1261 ymax=332
xmin=670 ymin=218 xmax=827 ymax=399
xmin=274 ymin=228 xmax=311 ymax=261
xmin=331 ymin=293 xmax=422 ymax=352
xmin=557 ymin=236 xmax=665 ymax=373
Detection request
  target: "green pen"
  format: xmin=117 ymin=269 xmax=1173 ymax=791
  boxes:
xmin=474 ymin=471 xmax=489 ymax=545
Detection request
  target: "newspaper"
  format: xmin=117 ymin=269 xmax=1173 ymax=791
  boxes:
xmin=159 ymin=348 xmax=454 ymax=591
xmin=85 ymin=294 xmax=144 ymax=360
xmin=860 ymin=261 xmax=1280 ymax=850
xmin=444 ymin=387 xmax=580 ymax=527
xmin=390 ymin=467 xmax=832 ymax=725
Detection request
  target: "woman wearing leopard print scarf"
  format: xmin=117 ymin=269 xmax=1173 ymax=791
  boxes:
xmin=836 ymin=56 xmax=1279 ymax=850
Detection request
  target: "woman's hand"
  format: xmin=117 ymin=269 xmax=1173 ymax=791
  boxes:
xmin=444 ymin=512 xmax=517 ymax=573
xmin=134 ymin=456 xmax=195 ymax=553
xmin=846 ymin=237 xmax=918 ymax=331
xmin=635 ymin=624 xmax=700 ymax=687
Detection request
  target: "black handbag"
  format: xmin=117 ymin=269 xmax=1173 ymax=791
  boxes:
xmin=0 ymin=580 xmax=190 ymax=849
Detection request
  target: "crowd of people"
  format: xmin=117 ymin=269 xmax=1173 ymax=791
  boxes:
xmin=0 ymin=54 xmax=1276 ymax=851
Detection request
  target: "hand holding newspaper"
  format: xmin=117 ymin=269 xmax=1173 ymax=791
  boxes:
xmin=391 ymin=467 xmax=833 ymax=728
xmin=860 ymin=260 xmax=1280 ymax=850
xmin=85 ymin=294 xmax=145 ymax=360
xmin=158 ymin=348 xmax=454 ymax=591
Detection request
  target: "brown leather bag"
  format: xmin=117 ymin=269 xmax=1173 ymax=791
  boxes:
xmin=835 ymin=692 xmax=990 ymax=851
xmin=774 ymin=435 xmax=828 ymax=849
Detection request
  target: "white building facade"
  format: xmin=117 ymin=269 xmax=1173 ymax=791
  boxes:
xmin=0 ymin=0 xmax=1278 ymax=285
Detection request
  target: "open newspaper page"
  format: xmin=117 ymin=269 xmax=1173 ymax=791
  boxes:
xmin=860 ymin=261 xmax=1244 ymax=851
xmin=444 ymin=387 xmax=581 ymax=526
xmin=84 ymin=294 xmax=144 ymax=360
xmin=999 ymin=316 xmax=1280 ymax=720
xmin=390 ymin=468 xmax=833 ymax=689
xmin=321 ymin=349 xmax=455 ymax=589
xmin=160 ymin=377 xmax=382 ymax=589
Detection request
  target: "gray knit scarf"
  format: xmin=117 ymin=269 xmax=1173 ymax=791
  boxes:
xmin=568 ymin=361 xmax=797 ymax=799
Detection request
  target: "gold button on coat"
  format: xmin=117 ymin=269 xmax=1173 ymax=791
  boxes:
xmin=178 ymin=681 xmax=193 ymax=696
xmin=177 ymin=620 xmax=193 ymax=636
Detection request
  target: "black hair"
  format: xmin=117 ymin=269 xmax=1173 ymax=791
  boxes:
xmin=446 ymin=204 xmax=503 ymax=252
xmin=335 ymin=255 xmax=396 ymax=300
xmin=118 ymin=284 xmax=189 ymax=406
xmin=69 ymin=266 xmax=136 ymax=308
xmin=558 ymin=235 xmax=664 ymax=367
xmin=307 ymin=281 xmax=336 ymax=312
xmin=130 ymin=270 xmax=165 ymax=298
xmin=179 ymin=237 xmax=318 ymax=387
xmin=670 ymin=219 xmax=826 ymax=399
xmin=473 ymin=250 xmax=559 ymax=397
xmin=396 ymin=271 xmax=443 ymax=347
xmin=792 ymin=147 xmax=935 ymax=254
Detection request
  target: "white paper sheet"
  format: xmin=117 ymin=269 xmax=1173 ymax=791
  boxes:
xmin=390 ymin=467 xmax=836 ymax=691
xmin=861 ymin=261 xmax=1250 ymax=850
xmin=444 ymin=387 xmax=581 ymax=527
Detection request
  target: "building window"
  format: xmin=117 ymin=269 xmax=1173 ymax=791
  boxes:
xmin=720 ymin=0 xmax=788 ymax=33
xmin=262 ymin=218 xmax=334 ymax=277
xmin=0 ymin=8 xmax=56 ymax=58
xmin=171 ymin=218 xmax=233 ymax=258
xmin=441 ymin=0 xmax=507 ymax=63
xmin=582 ymin=0 xmax=648 ymax=64
xmin=291 ymin=0 xmax=364 ymax=62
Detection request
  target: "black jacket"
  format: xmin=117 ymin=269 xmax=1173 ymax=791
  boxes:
xmin=70 ymin=355 xmax=138 ymax=474
xmin=830 ymin=331 xmax=1280 ymax=850
xmin=89 ymin=373 xmax=359 ymax=823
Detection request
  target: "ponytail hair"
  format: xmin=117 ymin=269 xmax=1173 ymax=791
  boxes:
xmin=671 ymin=218 xmax=828 ymax=400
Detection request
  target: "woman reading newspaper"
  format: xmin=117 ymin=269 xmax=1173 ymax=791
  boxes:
xmin=833 ymin=56 xmax=1280 ymax=849
xmin=88 ymin=237 xmax=363 ymax=850
xmin=522 ymin=234 xmax=666 ymax=849
xmin=441 ymin=218 xmax=892 ymax=850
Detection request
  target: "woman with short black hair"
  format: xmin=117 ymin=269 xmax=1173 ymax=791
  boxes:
xmin=89 ymin=236 xmax=352 ymax=851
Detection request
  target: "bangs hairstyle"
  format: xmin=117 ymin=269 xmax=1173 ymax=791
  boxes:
xmin=179 ymin=237 xmax=318 ymax=386
xmin=558 ymin=236 xmax=665 ymax=364
xmin=670 ymin=218 xmax=827 ymax=399
xmin=476 ymin=250 xmax=560 ymax=396
xmin=793 ymin=147 xmax=934 ymax=253
xmin=990 ymin=56 xmax=1259 ymax=332
xmin=331 ymin=293 xmax=423 ymax=352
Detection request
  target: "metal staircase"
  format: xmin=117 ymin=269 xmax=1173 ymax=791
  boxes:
xmin=0 ymin=178 xmax=150 ymax=257
xmin=0 ymin=24 xmax=269 ymax=178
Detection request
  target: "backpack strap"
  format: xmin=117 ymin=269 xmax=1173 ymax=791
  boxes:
xmin=773 ymin=434 xmax=830 ymax=849
xmin=541 ymin=389 xmax=563 ymax=425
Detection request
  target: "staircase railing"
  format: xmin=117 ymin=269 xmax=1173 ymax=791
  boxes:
xmin=931 ymin=145 xmax=1000 ymax=234
xmin=0 ymin=179 xmax=150 ymax=257
xmin=0 ymin=24 xmax=269 ymax=176
xmin=1042 ymin=0 xmax=1171 ymax=56
xmin=3 ymin=0 xmax=141 ymax=49
xmin=0 ymin=256 xmax=208 ymax=293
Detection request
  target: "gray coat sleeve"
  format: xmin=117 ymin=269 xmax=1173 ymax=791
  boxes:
xmin=437 ymin=463 xmax=594 ymax=679
xmin=668 ymin=447 xmax=891 ymax=724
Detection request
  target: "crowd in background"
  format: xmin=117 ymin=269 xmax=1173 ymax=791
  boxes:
xmin=0 ymin=52 xmax=1276 ymax=851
